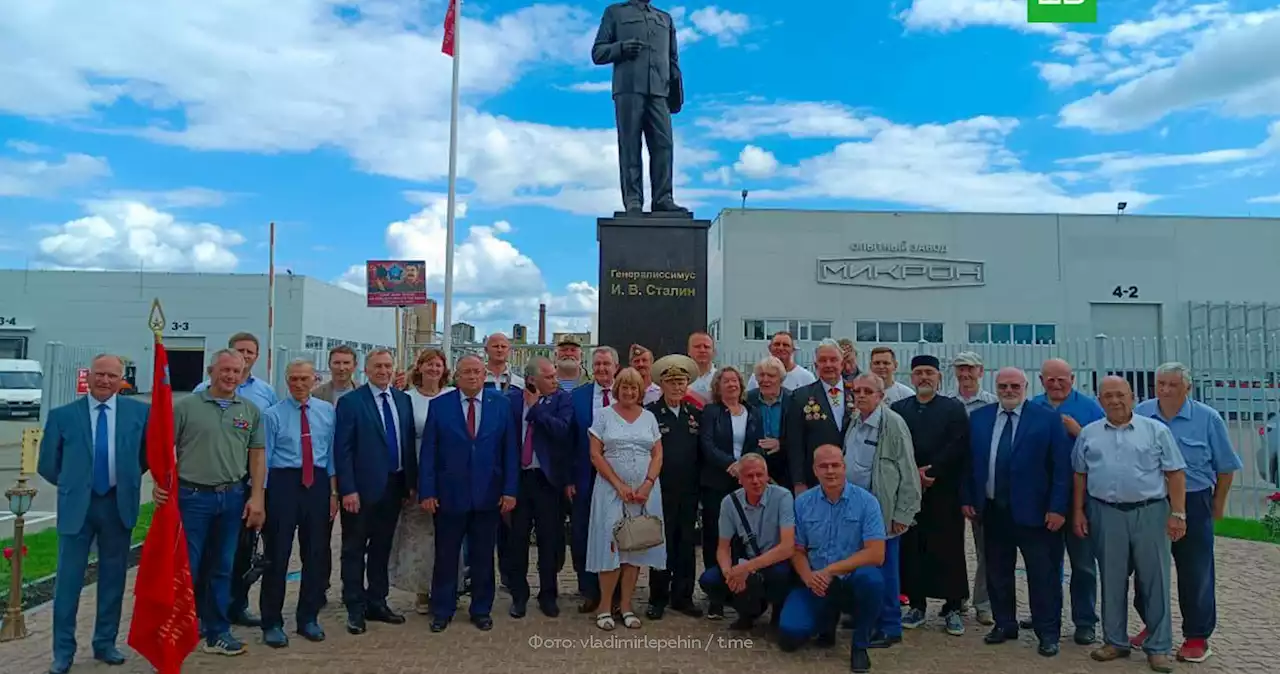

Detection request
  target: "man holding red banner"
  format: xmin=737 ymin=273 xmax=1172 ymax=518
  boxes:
xmin=151 ymin=348 xmax=267 ymax=657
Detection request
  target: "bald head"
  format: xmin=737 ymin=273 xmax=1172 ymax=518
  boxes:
xmin=994 ymin=367 xmax=1028 ymax=410
xmin=813 ymin=444 xmax=847 ymax=489
xmin=1040 ymin=358 xmax=1075 ymax=404
xmin=1098 ymin=375 xmax=1135 ymax=423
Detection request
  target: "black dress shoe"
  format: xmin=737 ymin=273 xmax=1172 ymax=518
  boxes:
xmin=1038 ymin=641 xmax=1060 ymax=657
xmin=430 ymin=617 xmax=450 ymax=632
xmin=365 ymin=605 xmax=406 ymax=624
xmin=471 ymin=614 xmax=494 ymax=631
xmin=346 ymin=615 xmax=367 ymax=635
xmin=93 ymin=647 xmax=127 ymax=666
xmin=671 ymin=602 xmax=703 ymax=618
xmin=646 ymin=604 xmax=666 ymax=620
xmin=652 ymin=200 xmax=689 ymax=214
xmin=851 ymin=648 xmax=872 ymax=673
xmin=1074 ymin=626 xmax=1097 ymax=645
xmin=984 ymin=627 xmax=1018 ymax=644
xmin=1019 ymin=618 xmax=1034 ymax=630
xmin=297 ymin=622 xmax=326 ymax=642
xmin=510 ymin=600 xmax=528 ymax=619
xmin=539 ymin=600 xmax=560 ymax=618
xmin=868 ymin=632 xmax=902 ymax=649
xmin=814 ymin=632 xmax=836 ymax=648
xmin=624 ymin=203 xmax=643 ymax=216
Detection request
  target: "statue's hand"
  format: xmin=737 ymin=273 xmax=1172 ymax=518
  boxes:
xmin=621 ymin=39 xmax=644 ymax=59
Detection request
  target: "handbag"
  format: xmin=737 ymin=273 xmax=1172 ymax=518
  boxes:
xmin=613 ymin=505 xmax=664 ymax=552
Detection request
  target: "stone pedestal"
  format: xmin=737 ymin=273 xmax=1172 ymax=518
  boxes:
xmin=596 ymin=212 xmax=710 ymax=360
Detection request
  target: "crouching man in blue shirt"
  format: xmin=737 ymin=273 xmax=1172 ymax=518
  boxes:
xmin=778 ymin=444 xmax=887 ymax=673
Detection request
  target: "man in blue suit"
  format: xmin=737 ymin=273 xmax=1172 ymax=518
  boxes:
xmin=503 ymin=356 xmax=573 ymax=618
xmin=569 ymin=346 xmax=619 ymax=613
xmin=38 ymin=353 xmax=149 ymax=674
xmin=420 ymin=353 xmax=518 ymax=632
xmin=333 ymin=349 xmax=417 ymax=636
xmin=963 ymin=367 xmax=1072 ymax=658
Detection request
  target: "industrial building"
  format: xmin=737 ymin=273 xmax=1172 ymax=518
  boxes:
xmin=0 ymin=270 xmax=396 ymax=393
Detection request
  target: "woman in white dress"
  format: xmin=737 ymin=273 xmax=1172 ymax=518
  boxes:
xmin=586 ymin=367 xmax=666 ymax=631
xmin=389 ymin=348 xmax=454 ymax=614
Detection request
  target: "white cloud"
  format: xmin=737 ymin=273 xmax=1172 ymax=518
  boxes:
xmin=35 ymin=199 xmax=245 ymax=271
xmin=0 ymin=151 xmax=110 ymax=197
xmin=106 ymin=186 xmax=232 ymax=208
xmin=697 ymin=100 xmax=887 ymax=140
xmin=1059 ymin=120 xmax=1280 ymax=176
xmin=898 ymin=0 xmax=1062 ymax=35
xmin=5 ymin=140 xmax=46 ymax=154
xmin=1054 ymin=6 xmax=1280 ymax=131
xmin=699 ymin=101 xmax=1155 ymax=213
xmin=672 ymin=6 xmax=752 ymax=46
xmin=561 ymin=81 xmax=612 ymax=93
xmin=733 ymin=145 xmax=779 ymax=178
xmin=1248 ymin=192 xmax=1280 ymax=203
xmin=334 ymin=195 xmax=599 ymax=333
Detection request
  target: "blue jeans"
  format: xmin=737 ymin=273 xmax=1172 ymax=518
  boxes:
xmin=698 ymin=561 xmax=793 ymax=620
xmin=179 ymin=484 xmax=245 ymax=640
xmin=778 ymin=566 xmax=884 ymax=651
xmin=878 ymin=537 xmax=903 ymax=637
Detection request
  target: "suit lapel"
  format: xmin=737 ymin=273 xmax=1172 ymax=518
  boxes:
xmin=113 ymin=400 xmax=130 ymax=472
xmin=77 ymin=397 xmax=93 ymax=460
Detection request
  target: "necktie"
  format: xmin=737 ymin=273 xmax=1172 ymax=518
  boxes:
xmin=994 ymin=411 xmax=1015 ymax=507
xmin=828 ymin=386 xmax=840 ymax=400
xmin=522 ymin=406 xmax=535 ymax=468
xmin=93 ymin=403 xmax=110 ymax=495
xmin=466 ymin=397 xmax=478 ymax=439
xmin=300 ymin=403 xmax=315 ymax=488
xmin=380 ymin=392 xmax=399 ymax=470
xmin=602 ymin=389 xmax=611 ymax=406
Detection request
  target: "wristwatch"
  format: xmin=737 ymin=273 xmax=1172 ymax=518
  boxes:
xmin=1170 ymin=511 xmax=1186 ymax=520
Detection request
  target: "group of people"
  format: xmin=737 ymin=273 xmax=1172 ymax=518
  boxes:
xmin=35 ymin=328 xmax=1242 ymax=674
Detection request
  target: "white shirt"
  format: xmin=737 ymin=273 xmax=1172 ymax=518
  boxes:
xmin=88 ymin=393 xmax=117 ymax=488
xmin=407 ymin=386 xmax=455 ymax=444
xmin=643 ymin=382 xmax=662 ymax=405
xmin=818 ymin=378 xmax=845 ymax=430
xmin=593 ymin=382 xmax=612 ymax=409
xmin=844 ymin=406 xmax=881 ymax=490
xmin=954 ymin=389 xmax=998 ymax=416
xmin=987 ymin=403 xmax=1023 ymax=499
xmin=748 ymin=363 xmax=817 ymax=391
xmin=729 ymin=407 xmax=748 ymax=459
xmin=459 ymin=389 xmax=484 ymax=431
xmin=690 ymin=367 xmax=716 ymax=398
xmin=485 ymin=365 xmax=525 ymax=391
xmin=883 ymin=381 xmax=916 ymax=405
xmin=370 ymin=384 xmax=405 ymax=471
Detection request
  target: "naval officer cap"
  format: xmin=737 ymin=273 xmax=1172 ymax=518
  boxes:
xmin=653 ymin=354 xmax=698 ymax=382
xmin=951 ymin=351 xmax=983 ymax=367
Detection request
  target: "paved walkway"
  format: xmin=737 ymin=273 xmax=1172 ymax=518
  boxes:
xmin=2 ymin=531 xmax=1277 ymax=674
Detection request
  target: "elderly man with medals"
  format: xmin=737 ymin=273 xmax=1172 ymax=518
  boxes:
xmin=643 ymin=354 xmax=705 ymax=619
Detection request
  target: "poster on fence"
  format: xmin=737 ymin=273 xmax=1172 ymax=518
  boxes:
xmin=76 ymin=367 xmax=89 ymax=395
xmin=365 ymin=260 xmax=427 ymax=307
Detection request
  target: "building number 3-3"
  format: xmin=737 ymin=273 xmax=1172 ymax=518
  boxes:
xmin=1111 ymin=285 xmax=1139 ymax=299
xmin=170 ymin=321 xmax=190 ymax=331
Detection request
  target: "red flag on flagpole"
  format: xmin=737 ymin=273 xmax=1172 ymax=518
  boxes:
xmin=128 ymin=338 xmax=200 ymax=674
xmin=442 ymin=0 xmax=458 ymax=56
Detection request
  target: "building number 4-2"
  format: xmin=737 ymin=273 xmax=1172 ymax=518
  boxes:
xmin=170 ymin=321 xmax=190 ymax=331
xmin=1111 ymin=285 xmax=1139 ymax=299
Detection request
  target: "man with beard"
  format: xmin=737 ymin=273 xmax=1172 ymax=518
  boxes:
xmin=891 ymin=354 xmax=971 ymax=637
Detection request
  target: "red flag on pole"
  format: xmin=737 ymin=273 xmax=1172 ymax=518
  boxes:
xmin=442 ymin=0 xmax=457 ymax=56
xmin=127 ymin=339 xmax=200 ymax=673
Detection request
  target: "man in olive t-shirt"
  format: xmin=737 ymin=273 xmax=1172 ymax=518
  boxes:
xmin=155 ymin=349 xmax=266 ymax=657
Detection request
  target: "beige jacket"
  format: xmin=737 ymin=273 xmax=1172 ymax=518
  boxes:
xmin=867 ymin=404 xmax=923 ymax=530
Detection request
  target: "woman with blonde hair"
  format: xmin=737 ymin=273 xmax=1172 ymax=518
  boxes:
xmin=586 ymin=367 xmax=666 ymax=630
xmin=389 ymin=348 xmax=455 ymax=613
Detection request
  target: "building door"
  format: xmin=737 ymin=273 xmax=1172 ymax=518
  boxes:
xmin=164 ymin=336 xmax=207 ymax=393
xmin=0 ymin=336 xmax=27 ymax=359
xmin=1090 ymin=302 xmax=1163 ymax=399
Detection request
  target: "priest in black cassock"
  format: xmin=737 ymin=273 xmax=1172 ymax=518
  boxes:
xmin=890 ymin=354 xmax=972 ymax=637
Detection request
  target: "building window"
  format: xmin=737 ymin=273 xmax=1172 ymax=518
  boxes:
xmin=360 ymin=342 xmax=373 ymax=352
xmin=326 ymin=338 xmax=342 ymax=349
xmin=743 ymin=319 xmax=833 ymax=342
xmin=855 ymin=321 xmax=944 ymax=344
xmin=967 ymin=322 xmax=1057 ymax=345
xmin=305 ymin=335 xmax=324 ymax=350
xmin=708 ymin=319 xmax=720 ymax=341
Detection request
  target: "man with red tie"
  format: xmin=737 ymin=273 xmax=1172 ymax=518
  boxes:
xmin=259 ymin=360 xmax=337 ymax=647
xmin=503 ymin=357 xmax=574 ymax=618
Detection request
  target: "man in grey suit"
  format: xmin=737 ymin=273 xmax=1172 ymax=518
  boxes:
xmin=592 ymin=0 xmax=687 ymax=215
xmin=38 ymin=354 xmax=149 ymax=674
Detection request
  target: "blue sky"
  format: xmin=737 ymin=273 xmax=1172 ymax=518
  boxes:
xmin=3 ymin=0 xmax=1280 ymax=337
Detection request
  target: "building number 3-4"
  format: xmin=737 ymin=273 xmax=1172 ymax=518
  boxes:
xmin=170 ymin=321 xmax=190 ymax=331
xmin=1111 ymin=285 xmax=1139 ymax=299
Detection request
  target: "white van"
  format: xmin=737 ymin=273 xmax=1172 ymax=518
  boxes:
xmin=0 ymin=359 xmax=42 ymax=418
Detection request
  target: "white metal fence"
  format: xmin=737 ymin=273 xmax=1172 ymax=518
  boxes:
xmin=38 ymin=342 xmax=109 ymax=422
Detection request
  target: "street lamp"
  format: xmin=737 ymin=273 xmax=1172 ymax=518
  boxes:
xmin=0 ymin=428 xmax=40 ymax=641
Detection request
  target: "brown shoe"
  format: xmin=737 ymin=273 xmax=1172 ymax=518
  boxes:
xmin=578 ymin=598 xmax=600 ymax=614
xmin=1091 ymin=645 xmax=1132 ymax=662
xmin=1147 ymin=654 xmax=1174 ymax=673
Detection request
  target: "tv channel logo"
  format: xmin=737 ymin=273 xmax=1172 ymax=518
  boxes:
xmin=1027 ymin=0 xmax=1097 ymax=24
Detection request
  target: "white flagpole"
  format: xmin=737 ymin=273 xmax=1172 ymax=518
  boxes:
xmin=441 ymin=0 xmax=461 ymax=363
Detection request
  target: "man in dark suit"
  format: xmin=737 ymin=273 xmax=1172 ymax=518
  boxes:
xmin=38 ymin=354 xmax=148 ymax=674
xmin=420 ymin=354 xmax=518 ymax=632
xmin=785 ymin=339 xmax=854 ymax=495
xmin=569 ymin=346 xmax=619 ymax=613
xmin=333 ymin=348 xmax=417 ymax=635
xmin=963 ymin=367 xmax=1072 ymax=657
xmin=591 ymin=0 xmax=687 ymax=214
xmin=503 ymin=356 xmax=573 ymax=618
xmin=645 ymin=354 xmax=704 ymax=620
